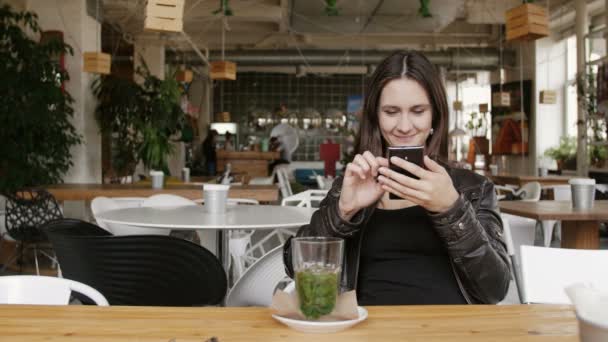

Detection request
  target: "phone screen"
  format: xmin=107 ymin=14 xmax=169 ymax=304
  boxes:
xmin=387 ymin=146 xmax=424 ymax=200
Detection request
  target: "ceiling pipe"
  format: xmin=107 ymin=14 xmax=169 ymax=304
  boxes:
xmin=165 ymin=48 xmax=515 ymax=70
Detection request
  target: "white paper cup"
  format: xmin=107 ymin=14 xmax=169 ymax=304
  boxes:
xmin=150 ymin=171 xmax=164 ymax=189
xmin=203 ymin=184 xmax=230 ymax=213
xmin=489 ymin=164 xmax=498 ymax=176
xmin=569 ymin=178 xmax=596 ymax=210
xmin=181 ymin=167 xmax=190 ymax=183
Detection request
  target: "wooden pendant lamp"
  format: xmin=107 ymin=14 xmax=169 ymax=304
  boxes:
xmin=144 ymin=0 xmax=185 ymax=32
xmin=83 ymin=0 xmax=110 ymax=74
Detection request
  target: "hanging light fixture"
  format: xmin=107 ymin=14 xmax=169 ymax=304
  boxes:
xmin=83 ymin=0 xmax=110 ymax=74
xmin=144 ymin=0 xmax=185 ymax=32
xmin=210 ymin=9 xmax=237 ymax=80
xmin=449 ymin=47 xmax=466 ymax=138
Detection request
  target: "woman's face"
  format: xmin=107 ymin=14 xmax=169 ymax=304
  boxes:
xmin=378 ymin=78 xmax=433 ymax=148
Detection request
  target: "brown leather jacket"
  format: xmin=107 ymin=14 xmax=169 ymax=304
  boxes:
xmin=283 ymin=164 xmax=511 ymax=304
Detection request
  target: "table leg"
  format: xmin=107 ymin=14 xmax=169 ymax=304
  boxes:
xmin=560 ymin=221 xmax=599 ymax=249
xmin=217 ymin=230 xmax=231 ymax=281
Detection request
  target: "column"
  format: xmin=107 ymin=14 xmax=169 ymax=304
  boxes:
xmin=575 ymin=0 xmax=588 ymax=176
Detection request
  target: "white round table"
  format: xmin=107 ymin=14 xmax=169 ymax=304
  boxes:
xmin=96 ymin=205 xmax=316 ymax=272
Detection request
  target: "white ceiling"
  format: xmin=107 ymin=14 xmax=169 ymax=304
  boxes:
xmin=101 ymin=0 xmax=601 ymax=52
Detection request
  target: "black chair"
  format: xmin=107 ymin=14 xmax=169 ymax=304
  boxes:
xmin=2 ymin=189 xmax=63 ymax=274
xmin=45 ymin=219 xmax=227 ymax=306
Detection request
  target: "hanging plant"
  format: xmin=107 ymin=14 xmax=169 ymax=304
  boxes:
xmin=324 ymin=0 xmax=339 ymax=16
xmin=418 ymin=0 xmax=432 ymax=18
xmin=212 ymin=0 xmax=233 ymax=16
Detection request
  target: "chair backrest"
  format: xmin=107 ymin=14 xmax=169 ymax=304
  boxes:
xmin=111 ymin=197 xmax=145 ymax=207
xmin=91 ymin=197 xmax=170 ymax=236
xmin=499 ymin=214 xmax=524 ymax=304
xmin=4 ymin=189 xmax=63 ymax=242
xmin=45 ymin=219 xmax=227 ymax=306
xmin=552 ymin=185 xmax=572 ymax=201
xmin=281 ymin=189 xmax=327 ymax=207
xmin=0 ymin=275 xmax=109 ymax=306
xmin=518 ymin=182 xmax=541 ymax=201
xmin=276 ymin=168 xmax=293 ymax=198
xmin=141 ymin=194 xmax=197 ymax=207
xmin=225 ymin=246 xmax=286 ymax=307
xmin=520 ymin=245 xmax=608 ymax=304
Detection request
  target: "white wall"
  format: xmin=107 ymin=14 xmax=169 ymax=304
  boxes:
xmin=26 ymin=0 xmax=102 ymax=184
xmin=535 ymin=36 xmax=568 ymax=170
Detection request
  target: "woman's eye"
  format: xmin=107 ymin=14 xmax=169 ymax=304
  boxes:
xmin=412 ymin=109 xmax=426 ymax=115
xmin=384 ymin=110 xmax=399 ymax=115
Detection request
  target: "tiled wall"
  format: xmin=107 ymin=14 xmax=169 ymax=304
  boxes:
xmin=212 ymin=73 xmax=366 ymax=161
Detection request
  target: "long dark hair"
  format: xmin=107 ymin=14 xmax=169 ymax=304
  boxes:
xmin=354 ymin=51 xmax=448 ymax=158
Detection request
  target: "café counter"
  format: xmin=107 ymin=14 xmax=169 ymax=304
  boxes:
xmin=217 ymin=150 xmax=280 ymax=177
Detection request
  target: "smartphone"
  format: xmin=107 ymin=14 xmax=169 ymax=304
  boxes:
xmin=387 ymin=145 xmax=425 ymax=199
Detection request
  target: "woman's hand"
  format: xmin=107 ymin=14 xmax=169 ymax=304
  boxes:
xmin=339 ymin=151 xmax=385 ymax=220
xmin=377 ymin=156 xmax=459 ymax=213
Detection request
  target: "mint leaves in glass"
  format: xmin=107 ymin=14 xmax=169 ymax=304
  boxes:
xmin=292 ymin=237 xmax=344 ymax=320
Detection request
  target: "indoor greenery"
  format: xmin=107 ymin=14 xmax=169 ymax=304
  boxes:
xmin=92 ymin=61 xmax=186 ymax=177
xmin=544 ymin=136 xmax=577 ymax=170
xmin=0 ymin=5 xmax=82 ymax=194
xmin=465 ymin=111 xmax=488 ymax=137
xmin=577 ymin=67 xmax=608 ymax=168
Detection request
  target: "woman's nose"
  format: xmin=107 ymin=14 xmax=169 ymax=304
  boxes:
xmin=396 ymin=113 xmax=413 ymax=132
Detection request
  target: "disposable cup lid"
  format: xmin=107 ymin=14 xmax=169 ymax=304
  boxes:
xmin=203 ymin=184 xmax=230 ymax=191
xmin=569 ymin=178 xmax=596 ymax=186
xmin=150 ymin=170 xmax=164 ymax=176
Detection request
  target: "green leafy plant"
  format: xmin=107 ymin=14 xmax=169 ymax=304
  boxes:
xmin=92 ymin=75 xmax=142 ymax=179
xmin=92 ymin=60 xmax=185 ymax=177
xmin=0 ymin=5 xmax=82 ymax=194
xmin=296 ymin=269 xmax=339 ymax=320
xmin=418 ymin=0 xmax=432 ymax=18
xmin=465 ymin=111 xmax=488 ymax=137
xmin=324 ymin=0 xmax=339 ymax=16
xmin=544 ymin=136 xmax=577 ymax=170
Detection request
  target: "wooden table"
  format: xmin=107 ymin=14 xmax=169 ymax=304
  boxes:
xmin=0 ymin=305 xmax=577 ymax=341
xmin=489 ymin=174 xmax=571 ymax=187
xmin=217 ymin=150 xmax=280 ymax=177
xmin=46 ymin=183 xmax=279 ymax=203
xmin=499 ymin=200 xmax=608 ymax=249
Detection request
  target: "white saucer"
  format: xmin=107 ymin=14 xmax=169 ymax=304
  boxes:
xmin=272 ymin=306 xmax=368 ymax=334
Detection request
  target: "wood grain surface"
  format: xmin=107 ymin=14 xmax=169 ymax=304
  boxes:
xmin=0 ymin=304 xmax=578 ymax=341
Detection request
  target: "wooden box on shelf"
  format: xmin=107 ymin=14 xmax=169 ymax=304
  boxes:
xmin=492 ymin=92 xmax=511 ymax=107
xmin=505 ymin=3 xmax=549 ymax=42
xmin=479 ymin=103 xmax=489 ymax=113
xmin=215 ymin=112 xmax=231 ymax=122
xmin=176 ymin=69 xmax=193 ymax=82
xmin=83 ymin=52 xmax=111 ymax=74
xmin=540 ymin=90 xmax=557 ymax=104
xmin=452 ymin=101 xmax=463 ymax=111
xmin=144 ymin=0 xmax=185 ymax=32
xmin=210 ymin=61 xmax=237 ymax=80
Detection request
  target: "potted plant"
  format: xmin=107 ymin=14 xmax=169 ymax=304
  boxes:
xmin=92 ymin=60 xmax=186 ymax=179
xmin=544 ymin=136 xmax=577 ymax=171
xmin=0 ymin=5 xmax=82 ymax=194
xmin=465 ymin=111 xmax=489 ymax=154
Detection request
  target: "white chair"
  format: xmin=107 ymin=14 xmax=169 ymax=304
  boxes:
xmin=0 ymin=275 xmax=109 ymax=306
xmin=225 ymin=246 xmax=287 ymax=307
xmin=495 ymin=182 xmax=542 ymax=202
xmin=141 ymin=194 xmax=197 ymax=208
xmin=91 ymin=196 xmax=171 ymax=236
xmin=500 ymin=214 xmax=536 ymax=265
xmin=520 ymin=245 xmax=608 ymax=304
xmin=500 ymin=214 xmax=525 ymax=304
xmin=277 ymin=167 xmax=293 ymax=198
xmin=281 ymin=189 xmax=328 ymax=208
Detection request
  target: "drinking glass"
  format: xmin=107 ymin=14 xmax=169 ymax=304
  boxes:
xmin=292 ymin=237 xmax=344 ymax=320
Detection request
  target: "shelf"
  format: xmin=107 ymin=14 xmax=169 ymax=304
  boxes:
xmin=586 ymin=55 xmax=608 ymax=66
xmin=584 ymin=25 xmax=608 ymax=39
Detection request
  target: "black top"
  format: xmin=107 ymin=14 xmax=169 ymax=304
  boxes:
xmin=356 ymin=205 xmax=466 ymax=305
xmin=202 ymin=137 xmax=216 ymax=162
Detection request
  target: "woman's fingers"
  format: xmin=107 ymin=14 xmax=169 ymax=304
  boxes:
xmin=423 ymin=156 xmax=448 ymax=175
xmin=377 ymin=166 xmax=426 ymax=192
xmin=362 ymin=151 xmax=380 ymax=177
xmin=389 ymin=156 xmax=431 ymax=179
xmin=346 ymin=162 xmax=367 ymax=180
xmin=377 ymin=175 xmax=430 ymax=202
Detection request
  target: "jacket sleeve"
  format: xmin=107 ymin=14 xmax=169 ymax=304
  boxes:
xmin=428 ymin=180 xmax=511 ymax=304
xmin=283 ymin=176 xmax=371 ymax=278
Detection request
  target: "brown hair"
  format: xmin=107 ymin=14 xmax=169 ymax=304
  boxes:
xmin=354 ymin=51 xmax=448 ymax=158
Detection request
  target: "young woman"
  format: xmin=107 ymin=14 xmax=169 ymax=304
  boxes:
xmin=283 ymin=51 xmax=510 ymax=305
